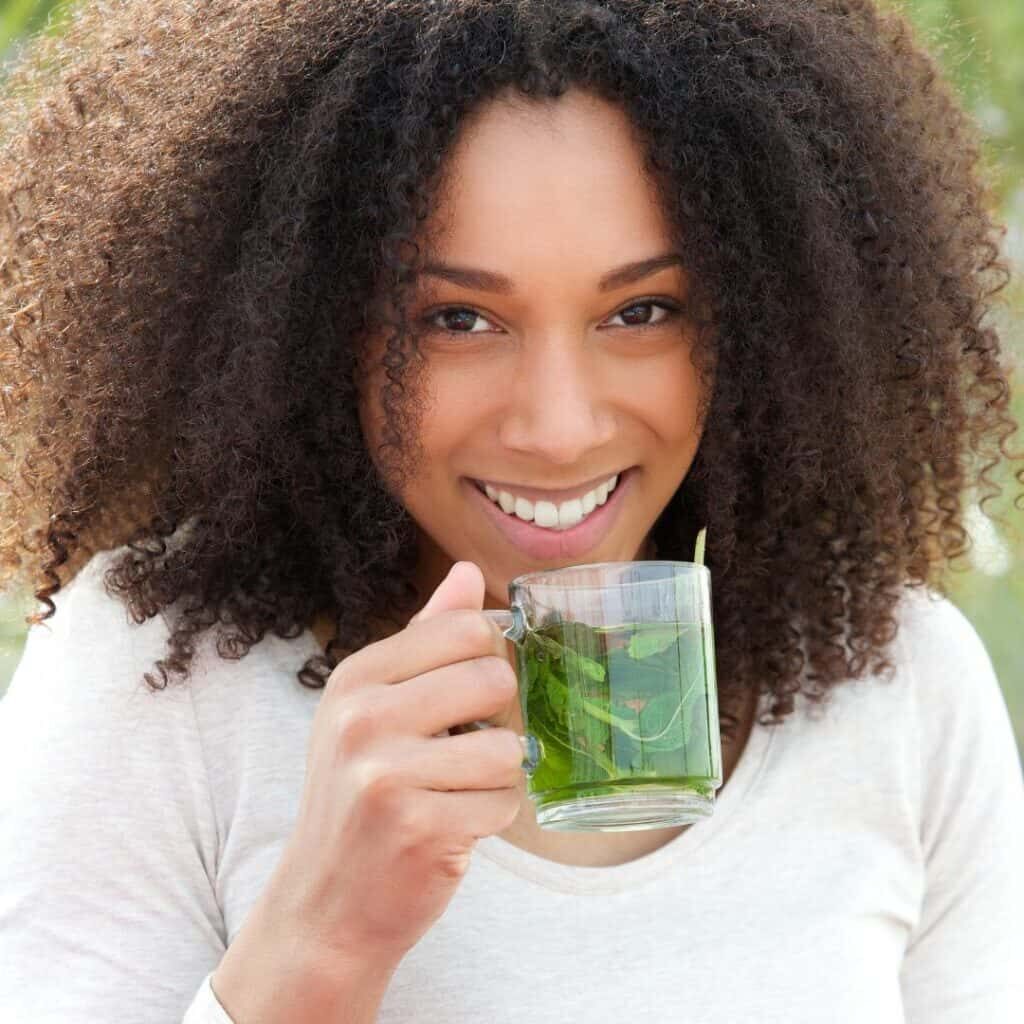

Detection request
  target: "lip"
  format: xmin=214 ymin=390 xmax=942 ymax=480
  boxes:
xmin=465 ymin=466 xmax=636 ymax=562
xmin=472 ymin=470 xmax=622 ymax=505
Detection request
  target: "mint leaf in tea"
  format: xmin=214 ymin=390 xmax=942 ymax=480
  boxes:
xmin=517 ymin=618 xmax=720 ymax=811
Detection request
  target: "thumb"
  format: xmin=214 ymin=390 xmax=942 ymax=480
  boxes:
xmin=409 ymin=561 xmax=486 ymax=624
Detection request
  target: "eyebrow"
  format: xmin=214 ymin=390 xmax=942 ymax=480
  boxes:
xmin=419 ymin=252 xmax=684 ymax=294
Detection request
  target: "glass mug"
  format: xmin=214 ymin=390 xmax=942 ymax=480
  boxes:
xmin=472 ymin=561 xmax=722 ymax=832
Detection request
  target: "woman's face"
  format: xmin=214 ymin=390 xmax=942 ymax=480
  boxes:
xmin=360 ymin=87 xmax=706 ymax=608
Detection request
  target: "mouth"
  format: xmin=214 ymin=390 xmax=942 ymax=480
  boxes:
xmin=464 ymin=466 xmax=637 ymax=562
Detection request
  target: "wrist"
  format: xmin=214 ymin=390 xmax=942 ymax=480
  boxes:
xmin=213 ymin=869 xmax=401 ymax=1023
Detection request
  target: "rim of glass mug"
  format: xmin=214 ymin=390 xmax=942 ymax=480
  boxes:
xmin=498 ymin=560 xmax=710 ymax=591
xmin=481 ymin=560 xmax=711 ymax=646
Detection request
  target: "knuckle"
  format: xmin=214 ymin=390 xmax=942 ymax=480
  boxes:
xmin=353 ymin=758 xmax=400 ymax=811
xmin=394 ymin=801 xmax=431 ymax=845
xmin=470 ymin=728 xmax=525 ymax=787
xmin=333 ymin=697 xmax=383 ymax=752
xmin=325 ymin=656 xmax=357 ymax=697
xmin=483 ymin=656 xmax=517 ymax=697
xmin=435 ymin=848 xmax=473 ymax=881
xmin=458 ymin=609 xmax=498 ymax=652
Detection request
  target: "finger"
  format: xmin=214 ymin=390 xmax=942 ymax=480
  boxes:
xmin=419 ymin=786 xmax=523 ymax=840
xmin=402 ymin=727 xmax=528 ymax=792
xmin=329 ymin=607 xmax=508 ymax=695
xmin=384 ymin=654 xmax=516 ymax=736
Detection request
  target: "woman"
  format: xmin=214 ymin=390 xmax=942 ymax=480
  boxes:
xmin=0 ymin=0 xmax=1021 ymax=1020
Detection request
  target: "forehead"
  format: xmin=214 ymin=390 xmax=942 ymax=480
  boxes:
xmin=424 ymin=87 xmax=674 ymax=259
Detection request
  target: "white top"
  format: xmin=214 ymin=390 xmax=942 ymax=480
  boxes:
xmin=1 ymin=546 xmax=1022 ymax=1023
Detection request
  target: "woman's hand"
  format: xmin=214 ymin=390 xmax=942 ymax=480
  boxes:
xmin=275 ymin=560 xmax=524 ymax=963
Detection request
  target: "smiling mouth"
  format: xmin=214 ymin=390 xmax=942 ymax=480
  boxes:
xmin=471 ymin=467 xmax=632 ymax=532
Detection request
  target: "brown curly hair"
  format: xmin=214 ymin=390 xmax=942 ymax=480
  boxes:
xmin=1 ymin=0 xmax=1020 ymax=737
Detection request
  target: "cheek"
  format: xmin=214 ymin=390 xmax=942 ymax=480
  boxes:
xmin=356 ymin=342 xmax=431 ymax=449
xmin=415 ymin=367 xmax=494 ymax=451
xmin=621 ymin=353 xmax=704 ymax=442
xmin=358 ymin=363 xmax=489 ymax=500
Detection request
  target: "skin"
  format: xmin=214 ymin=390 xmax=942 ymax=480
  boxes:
xmin=317 ymin=86 xmax=758 ymax=866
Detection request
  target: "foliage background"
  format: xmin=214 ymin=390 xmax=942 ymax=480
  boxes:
xmin=0 ymin=0 xmax=1022 ymax=760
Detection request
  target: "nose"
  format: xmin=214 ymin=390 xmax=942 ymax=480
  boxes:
xmin=497 ymin=332 xmax=617 ymax=465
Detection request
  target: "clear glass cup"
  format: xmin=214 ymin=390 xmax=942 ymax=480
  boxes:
xmin=477 ymin=561 xmax=721 ymax=832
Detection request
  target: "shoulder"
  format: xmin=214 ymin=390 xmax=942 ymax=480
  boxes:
xmin=892 ymin=584 xmax=1006 ymax=735
xmin=5 ymin=546 xmax=177 ymax=709
xmin=894 ymin=583 xmax=993 ymax=667
xmin=783 ymin=584 xmax=1013 ymax=774
xmin=2 ymin=548 xmax=198 ymax=770
xmin=891 ymin=585 xmax=1021 ymax=833
xmin=2 ymin=545 xmax=323 ymax=824
xmin=4 ymin=543 xmax=320 ymax=720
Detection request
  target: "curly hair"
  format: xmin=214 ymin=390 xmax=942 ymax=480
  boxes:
xmin=1 ymin=0 xmax=1020 ymax=737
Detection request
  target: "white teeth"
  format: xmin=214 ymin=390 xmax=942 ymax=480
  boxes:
xmin=513 ymin=496 xmax=534 ymax=522
xmin=533 ymin=500 xmax=558 ymax=528
xmin=479 ymin=472 xmax=622 ymax=530
xmin=558 ymin=498 xmax=584 ymax=529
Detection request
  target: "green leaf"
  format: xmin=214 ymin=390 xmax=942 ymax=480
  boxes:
xmin=528 ymin=630 xmax=564 ymax=660
xmin=527 ymin=712 xmax=576 ymax=790
xmin=523 ymin=618 xmax=715 ymax=781
xmin=626 ymin=626 xmax=681 ymax=660
xmin=566 ymin=683 xmax=616 ymax=778
xmin=539 ymin=662 xmax=569 ymax=723
xmin=562 ymin=643 xmax=606 ymax=683
xmin=638 ymin=692 xmax=682 ymax=736
xmin=605 ymin=648 xmax=674 ymax=700
xmin=531 ymin=622 xmax=607 ymax=684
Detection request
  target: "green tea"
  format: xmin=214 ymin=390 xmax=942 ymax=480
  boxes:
xmin=517 ymin=618 xmax=721 ymax=813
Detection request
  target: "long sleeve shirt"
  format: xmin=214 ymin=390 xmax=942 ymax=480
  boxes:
xmin=1 ymin=546 xmax=1022 ymax=1022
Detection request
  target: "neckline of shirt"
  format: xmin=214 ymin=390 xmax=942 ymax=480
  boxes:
xmin=472 ymin=694 xmax=777 ymax=895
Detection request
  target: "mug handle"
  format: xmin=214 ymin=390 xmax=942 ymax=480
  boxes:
xmin=481 ymin=605 xmax=528 ymax=642
xmin=459 ymin=606 xmax=539 ymax=773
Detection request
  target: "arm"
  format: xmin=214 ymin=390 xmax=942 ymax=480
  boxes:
xmin=898 ymin=593 xmax=1024 ymax=1023
xmin=208 ymin=857 xmax=398 ymax=1023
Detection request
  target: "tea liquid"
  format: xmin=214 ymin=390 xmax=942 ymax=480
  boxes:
xmin=517 ymin=619 xmax=722 ymax=814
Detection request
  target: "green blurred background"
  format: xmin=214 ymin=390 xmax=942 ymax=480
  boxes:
xmin=0 ymin=0 xmax=1022 ymax=761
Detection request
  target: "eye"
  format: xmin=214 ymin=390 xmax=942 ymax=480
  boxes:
xmin=421 ymin=307 xmax=499 ymax=335
xmin=605 ymin=300 xmax=681 ymax=329
xmin=419 ymin=298 xmax=682 ymax=338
